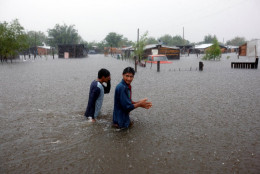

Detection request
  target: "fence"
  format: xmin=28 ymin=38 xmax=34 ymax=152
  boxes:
xmin=231 ymin=58 xmax=258 ymax=69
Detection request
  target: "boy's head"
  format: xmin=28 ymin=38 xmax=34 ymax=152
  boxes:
xmin=123 ymin=67 xmax=135 ymax=76
xmin=98 ymin=68 xmax=110 ymax=82
xmin=122 ymin=67 xmax=135 ymax=85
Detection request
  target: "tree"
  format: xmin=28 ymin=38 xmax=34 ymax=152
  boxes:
xmin=146 ymin=37 xmax=158 ymax=45
xmin=0 ymin=19 xmax=28 ymax=63
xmin=172 ymin=35 xmax=187 ymax=45
xmin=104 ymin=32 xmax=123 ymax=47
xmin=203 ymin=34 xmax=217 ymax=44
xmin=158 ymin=34 xmax=173 ymax=46
xmin=202 ymin=38 xmax=221 ymax=60
xmin=96 ymin=40 xmax=107 ymax=53
xmin=26 ymin=31 xmax=47 ymax=47
xmin=119 ymin=37 xmax=133 ymax=47
xmin=47 ymin=24 xmax=81 ymax=48
xmin=158 ymin=34 xmax=190 ymax=46
xmin=226 ymin=36 xmax=246 ymax=46
xmin=133 ymin=31 xmax=148 ymax=61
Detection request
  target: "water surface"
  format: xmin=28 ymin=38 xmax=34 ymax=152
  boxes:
xmin=0 ymin=54 xmax=259 ymax=173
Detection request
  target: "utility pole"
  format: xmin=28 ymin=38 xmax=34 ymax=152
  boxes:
xmin=34 ymin=32 xmax=36 ymax=59
xmin=183 ymin=27 xmax=185 ymax=54
xmin=135 ymin=28 xmax=139 ymax=72
xmin=137 ymin=28 xmax=139 ymax=45
xmin=137 ymin=28 xmax=140 ymax=62
xmin=183 ymin=27 xmax=185 ymax=45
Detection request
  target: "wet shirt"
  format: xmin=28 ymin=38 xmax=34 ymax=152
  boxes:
xmin=113 ymin=80 xmax=135 ymax=128
xmin=85 ymin=80 xmax=110 ymax=119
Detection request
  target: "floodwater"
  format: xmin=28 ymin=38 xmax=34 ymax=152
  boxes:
xmin=0 ymin=53 xmax=259 ymax=173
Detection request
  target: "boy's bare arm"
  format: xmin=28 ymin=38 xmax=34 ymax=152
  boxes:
xmin=134 ymin=98 xmax=152 ymax=109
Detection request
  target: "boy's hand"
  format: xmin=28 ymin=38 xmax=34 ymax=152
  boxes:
xmin=139 ymin=98 xmax=152 ymax=109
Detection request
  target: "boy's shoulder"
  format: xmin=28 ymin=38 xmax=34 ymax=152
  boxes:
xmin=116 ymin=81 xmax=126 ymax=90
xmin=90 ymin=80 xmax=98 ymax=86
xmin=118 ymin=80 xmax=126 ymax=87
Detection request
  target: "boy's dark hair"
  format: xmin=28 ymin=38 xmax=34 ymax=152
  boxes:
xmin=123 ymin=67 xmax=135 ymax=76
xmin=98 ymin=68 xmax=110 ymax=79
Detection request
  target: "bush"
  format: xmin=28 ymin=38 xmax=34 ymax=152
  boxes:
xmin=202 ymin=38 xmax=221 ymax=60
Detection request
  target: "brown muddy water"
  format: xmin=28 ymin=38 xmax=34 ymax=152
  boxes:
xmin=0 ymin=53 xmax=259 ymax=173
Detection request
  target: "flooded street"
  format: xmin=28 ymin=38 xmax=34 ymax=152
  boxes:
xmin=1 ymin=53 xmax=259 ymax=173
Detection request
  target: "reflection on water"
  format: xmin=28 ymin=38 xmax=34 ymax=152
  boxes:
xmin=0 ymin=54 xmax=259 ymax=173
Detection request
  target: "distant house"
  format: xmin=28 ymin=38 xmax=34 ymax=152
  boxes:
xmin=143 ymin=44 xmax=180 ymax=59
xmin=23 ymin=44 xmax=52 ymax=56
xmin=58 ymin=44 xmax=88 ymax=58
xmin=176 ymin=44 xmax=193 ymax=54
xmin=120 ymin=44 xmax=180 ymax=59
xmin=37 ymin=44 xmax=52 ymax=55
xmin=226 ymin=45 xmax=239 ymax=53
xmin=104 ymin=47 xmax=122 ymax=57
xmin=219 ymin=44 xmax=228 ymax=53
xmin=194 ymin=44 xmax=213 ymax=53
xmin=88 ymin=50 xmax=96 ymax=54
xmin=89 ymin=46 xmax=102 ymax=54
xmin=194 ymin=43 xmax=227 ymax=53
xmin=121 ymin=46 xmax=134 ymax=58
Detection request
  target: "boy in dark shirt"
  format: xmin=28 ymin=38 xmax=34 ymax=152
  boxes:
xmin=84 ymin=68 xmax=111 ymax=122
xmin=113 ymin=67 xmax=152 ymax=128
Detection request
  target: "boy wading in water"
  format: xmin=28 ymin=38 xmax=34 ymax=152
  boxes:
xmin=113 ymin=67 xmax=152 ymax=129
xmin=84 ymin=68 xmax=111 ymax=122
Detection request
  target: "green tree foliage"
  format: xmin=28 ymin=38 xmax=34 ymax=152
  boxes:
xmin=133 ymin=31 xmax=148 ymax=60
xmin=159 ymin=34 xmax=173 ymax=45
xmin=146 ymin=37 xmax=158 ymax=45
xmin=47 ymin=24 xmax=81 ymax=48
xmin=172 ymin=35 xmax=187 ymax=45
xmin=89 ymin=34 xmax=130 ymax=54
xmin=226 ymin=36 xmax=246 ymax=46
xmin=0 ymin=19 xmax=28 ymax=62
xmin=119 ymin=37 xmax=133 ymax=47
xmin=96 ymin=41 xmax=107 ymax=53
xmin=87 ymin=41 xmax=96 ymax=49
xmin=203 ymin=34 xmax=217 ymax=44
xmin=203 ymin=38 xmax=221 ymax=60
xmin=26 ymin=31 xmax=47 ymax=47
xmin=158 ymin=34 xmax=189 ymax=46
xmin=105 ymin=32 xmax=123 ymax=47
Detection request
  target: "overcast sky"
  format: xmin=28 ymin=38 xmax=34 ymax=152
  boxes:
xmin=0 ymin=0 xmax=259 ymax=43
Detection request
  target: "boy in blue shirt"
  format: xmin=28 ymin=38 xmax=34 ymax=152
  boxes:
xmin=113 ymin=67 xmax=152 ymax=128
xmin=84 ymin=68 xmax=111 ymax=122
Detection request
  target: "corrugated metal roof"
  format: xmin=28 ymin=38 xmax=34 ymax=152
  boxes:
xmin=38 ymin=43 xmax=51 ymax=49
xmin=144 ymin=44 xmax=158 ymax=50
xmin=162 ymin=45 xmax=179 ymax=49
xmin=144 ymin=44 xmax=179 ymax=50
xmin=38 ymin=45 xmax=51 ymax=49
xmin=121 ymin=44 xmax=180 ymax=51
xmin=121 ymin=46 xmax=134 ymax=51
xmin=227 ymin=45 xmax=239 ymax=49
xmin=195 ymin=44 xmax=213 ymax=49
